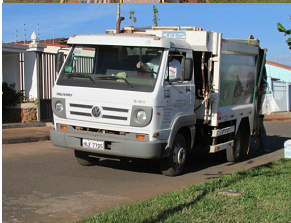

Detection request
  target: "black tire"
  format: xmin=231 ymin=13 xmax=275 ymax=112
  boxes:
xmin=74 ymin=150 xmax=100 ymax=166
xmin=226 ymin=125 xmax=250 ymax=162
xmin=160 ymin=134 xmax=187 ymax=177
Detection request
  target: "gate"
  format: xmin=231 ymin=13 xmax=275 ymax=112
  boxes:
xmin=38 ymin=52 xmax=59 ymax=122
xmin=272 ymin=81 xmax=290 ymax=112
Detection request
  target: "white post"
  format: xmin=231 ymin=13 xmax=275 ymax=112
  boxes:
xmin=26 ymin=32 xmax=47 ymax=122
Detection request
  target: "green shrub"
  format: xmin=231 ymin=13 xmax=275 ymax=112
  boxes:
xmin=2 ymin=82 xmax=24 ymax=109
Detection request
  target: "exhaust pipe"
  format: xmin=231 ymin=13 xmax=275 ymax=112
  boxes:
xmin=116 ymin=16 xmax=125 ymax=34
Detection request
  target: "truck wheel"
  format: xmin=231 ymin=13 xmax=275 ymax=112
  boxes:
xmin=226 ymin=127 xmax=243 ymax=162
xmin=74 ymin=150 xmax=100 ymax=166
xmin=160 ymin=134 xmax=187 ymax=177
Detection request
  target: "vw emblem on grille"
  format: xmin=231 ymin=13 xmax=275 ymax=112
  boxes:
xmin=91 ymin=106 xmax=101 ymax=118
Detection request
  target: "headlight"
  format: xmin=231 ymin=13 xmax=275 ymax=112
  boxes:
xmin=52 ymin=97 xmax=66 ymax=118
xmin=137 ymin=110 xmax=147 ymax=122
xmin=130 ymin=106 xmax=152 ymax=127
xmin=55 ymin=102 xmax=64 ymax=112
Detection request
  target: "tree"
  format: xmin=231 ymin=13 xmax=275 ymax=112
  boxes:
xmin=129 ymin=10 xmax=137 ymax=27
xmin=277 ymin=15 xmax=291 ymax=49
xmin=153 ymin=6 xmax=160 ymax=27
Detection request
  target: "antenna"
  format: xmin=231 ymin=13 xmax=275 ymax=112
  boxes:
xmin=15 ymin=30 xmax=18 ymax=42
xmin=53 ymin=30 xmax=55 ymax=44
xmin=23 ymin=24 xmax=26 ymax=44
xmin=37 ymin=23 xmax=40 ymax=41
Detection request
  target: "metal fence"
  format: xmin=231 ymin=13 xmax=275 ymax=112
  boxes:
xmin=73 ymin=56 xmax=94 ymax=73
xmin=38 ymin=52 xmax=66 ymax=122
xmin=38 ymin=52 xmax=59 ymax=100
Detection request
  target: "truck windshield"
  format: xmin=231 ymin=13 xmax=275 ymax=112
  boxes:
xmin=57 ymin=45 xmax=163 ymax=92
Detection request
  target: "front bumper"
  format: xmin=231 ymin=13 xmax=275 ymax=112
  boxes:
xmin=50 ymin=129 xmax=164 ymax=159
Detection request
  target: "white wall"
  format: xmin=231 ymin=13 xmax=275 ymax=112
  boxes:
xmin=44 ymin=45 xmax=70 ymax=54
xmin=266 ymin=63 xmax=291 ymax=112
xmin=2 ymin=53 xmax=21 ymax=92
xmin=266 ymin=64 xmax=291 ymax=83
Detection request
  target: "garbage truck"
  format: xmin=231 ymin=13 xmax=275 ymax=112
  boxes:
xmin=50 ymin=18 xmax=267 ymax=176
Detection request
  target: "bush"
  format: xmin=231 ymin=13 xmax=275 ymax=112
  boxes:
xmin=2 ymin=82 xmax=24 ymax=109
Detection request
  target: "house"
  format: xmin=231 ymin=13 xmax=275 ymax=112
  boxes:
xmin=266 ymin=60 xmax=291 ymax=112
xmin=2 ymin=33 xmax=70 ymax=123
xmin=2 ymin=43 xmax=29 ymax=95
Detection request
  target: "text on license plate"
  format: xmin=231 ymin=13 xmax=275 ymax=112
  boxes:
xmin=82 ymin=139 xmax=104 ymax=149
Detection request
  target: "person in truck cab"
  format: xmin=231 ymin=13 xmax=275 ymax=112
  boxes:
xmin=136 ymin=53 xmax=181 ymax=80
xmin=166 ymin=54 xmax=181 ymax=80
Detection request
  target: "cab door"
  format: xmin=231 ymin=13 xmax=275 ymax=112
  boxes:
xmin=161 ymin=49 xmax=194 ymax=129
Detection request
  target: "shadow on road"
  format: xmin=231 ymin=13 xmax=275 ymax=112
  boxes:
xmin=184 ymin=134 xmax=288 ymax=175
xmin=90 ymin=134 xmax=288 ymax=176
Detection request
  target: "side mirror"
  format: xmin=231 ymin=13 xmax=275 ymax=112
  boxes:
xmin=56 ymin=52 xmax=64 ymax=73
xmin=182 ymin=58 xmax=193 ymax=81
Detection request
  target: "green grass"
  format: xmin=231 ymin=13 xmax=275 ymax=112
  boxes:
xmin=80 ymin=159 xmax=291 ymax=223
xmin=3 ymin=0 xmax=60 ymax=2
xmin=3 ymin=0 xmax=291 ymax=2
xmin=211 ymin=0 xmax=291 ymax=2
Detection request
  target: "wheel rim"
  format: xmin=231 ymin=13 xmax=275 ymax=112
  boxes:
xmin=173 ymin=143 xmax=186 ymax=168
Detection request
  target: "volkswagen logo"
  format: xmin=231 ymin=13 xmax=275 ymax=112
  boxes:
xmin=91 ymin=106 xmax=101 ymax=118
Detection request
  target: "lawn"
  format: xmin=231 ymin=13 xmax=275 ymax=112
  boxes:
xmin=3 ymin=0 xmax=291 ymax=2
xmin=211 ymin=0 xmax=291 ymax=2
xmin=80 ymin=159 xmax=291 ymax=223
xmin=3 ymin=0 xmax=60 ymax=2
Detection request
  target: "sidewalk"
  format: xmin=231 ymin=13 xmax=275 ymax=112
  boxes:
xmin=263 ymin=111 xmax=291 ymax=122
xmin=2 ymin=112 xmax=291 ymax=145
xmin=2 ymin=123 xmax=54 ymax=145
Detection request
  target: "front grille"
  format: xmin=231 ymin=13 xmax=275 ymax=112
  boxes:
xmin=102 ymin=115 xmax=127 ymax=120
xmin=102 ymin=107 xmax=128 ymax=113
xmin=70 ymin=103 xmax=93 ymax=109
xmin=67 ymin=101 xmax=130 ymax=124
xmin=70 ymin=111 xmax=92 ymax=116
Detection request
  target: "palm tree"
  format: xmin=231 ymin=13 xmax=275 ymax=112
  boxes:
xmin=129 ymin=10 xmax=137 ymax=27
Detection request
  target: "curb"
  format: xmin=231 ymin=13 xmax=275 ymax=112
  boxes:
xmin=2 ymin=123 xmax=53 ymax=145
xmin=2 ymin=122 xmax=47 ymax=129
xmin=2 ymin=135 xmax=51 ymax=145
xmin=264 ymin=116 xmax=291 ymax=122
xmin=265 ymin=118 xmax=291 ymax=122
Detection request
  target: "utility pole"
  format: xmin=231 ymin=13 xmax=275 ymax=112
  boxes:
xmin=117 ymin=3 xmax=120 ymax=22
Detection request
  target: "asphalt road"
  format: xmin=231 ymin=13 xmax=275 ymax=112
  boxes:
xmin=2 ymin=121 xmax=291 ymax=223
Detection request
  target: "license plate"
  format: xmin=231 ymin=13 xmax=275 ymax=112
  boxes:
xmin=82 ymin=139 xmax=104 ymax=150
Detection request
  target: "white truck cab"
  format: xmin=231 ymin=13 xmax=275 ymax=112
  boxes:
xmin=51 ymin=23 xmax=266 ymax=176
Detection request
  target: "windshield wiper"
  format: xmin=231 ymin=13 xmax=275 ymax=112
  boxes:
xmin=85 ymin=74 xmax=96 ymax=85
xmin=97 ymin=76 xmax=133 ymax=89
xmin=67 ymin=73 xmax=96 ymax=85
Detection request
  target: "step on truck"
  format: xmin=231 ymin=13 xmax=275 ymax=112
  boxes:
xmin=50 ymin=18 xmax=267 ymax=176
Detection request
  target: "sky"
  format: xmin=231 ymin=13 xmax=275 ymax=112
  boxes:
xmin=2 ymin=3 xmax=291 ymax=66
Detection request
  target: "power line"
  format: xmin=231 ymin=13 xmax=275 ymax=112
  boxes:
xmin=77 ymin=4 xmax=103 ymax=35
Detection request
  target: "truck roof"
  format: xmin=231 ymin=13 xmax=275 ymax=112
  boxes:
xmin=67 ymin=33 xmax=192 ymax=50
xmin=67 ymin=28 xmax=261 ymax=56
